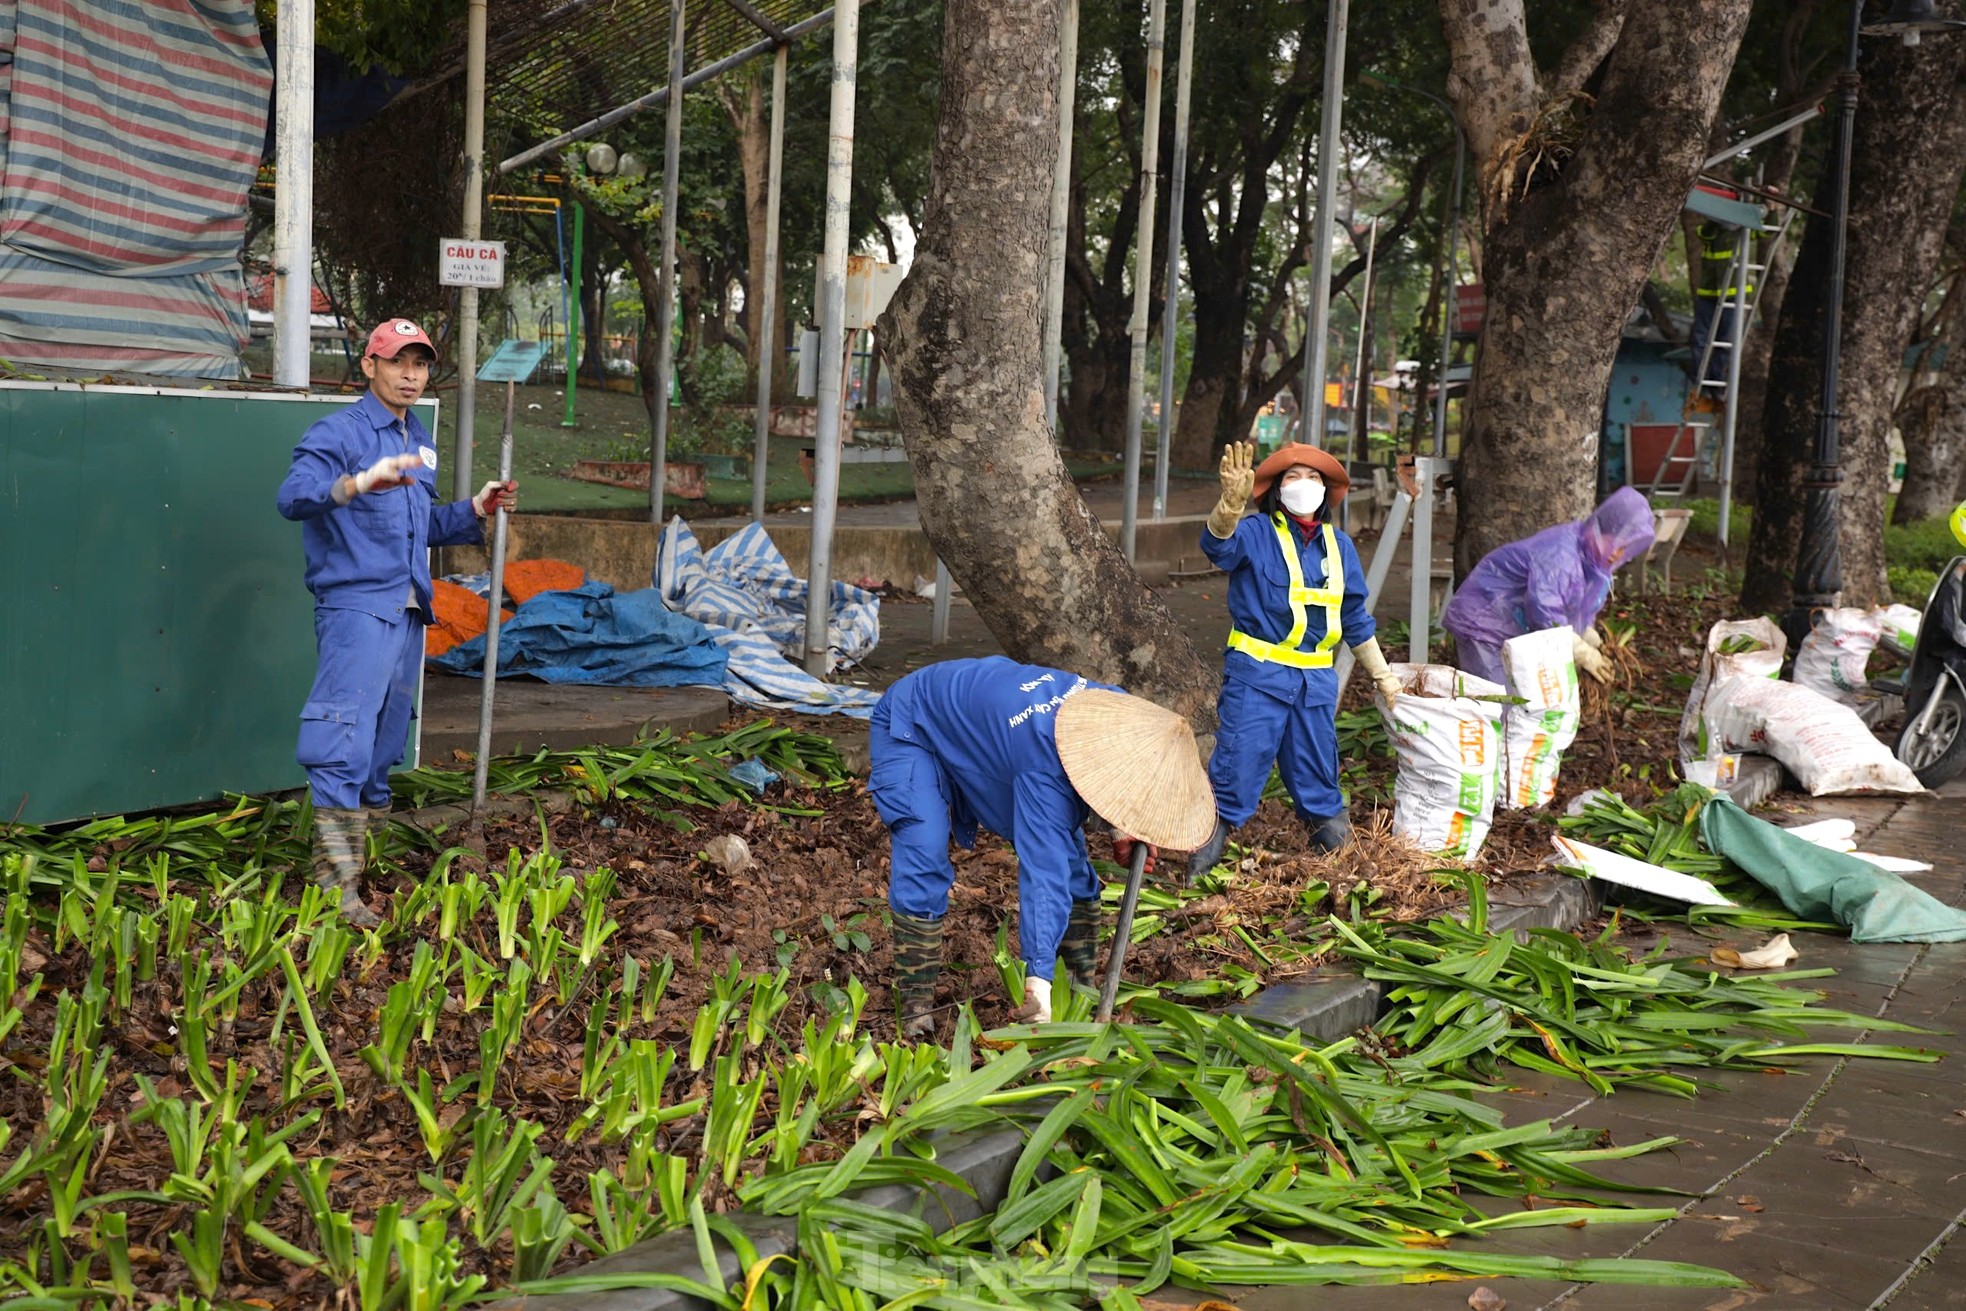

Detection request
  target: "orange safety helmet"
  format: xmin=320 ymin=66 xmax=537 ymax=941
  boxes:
xmin=1251 ymin=442 xmax=1350 ymax=510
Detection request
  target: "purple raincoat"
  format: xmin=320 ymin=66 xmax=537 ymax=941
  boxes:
xmin=1440 ymin=487 xmax=1656 ymax=685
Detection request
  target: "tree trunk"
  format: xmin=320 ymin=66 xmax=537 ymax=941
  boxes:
xmin=719 ymin=66 xmax=771 ymax=375
xmin=1442 ymin=0 xmax=1752 ymax=577
xmin=1741 ymin=34 xmax=1966 ymax=612
xmin=1896 ymin=379 xmax=1966 ymax=524
xmin=1171 ymin=276 xmax=1249 ymax=467
xmin=880 ymin=0 xmax=1216 ymax=724
xmin=584 ymin=209 xmax=666 ymax=439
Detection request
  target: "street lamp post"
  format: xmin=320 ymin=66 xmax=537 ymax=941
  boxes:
xmin=1786 ymin=0 xmax=1966 ymax=647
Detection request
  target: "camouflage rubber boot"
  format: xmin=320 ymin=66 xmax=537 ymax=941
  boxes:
xmin=1186 ymin=818 xmax=1230 ymax=882
xmin=891 ymin=911 xmax=945 ymax=1041
xmin=1306 ymin=811 xmax=1354 ymax=854
xmin=312 ymin=807 xmax=382 ymax=929
xmin=1060 ymin=899 xmax=1102 ymax=993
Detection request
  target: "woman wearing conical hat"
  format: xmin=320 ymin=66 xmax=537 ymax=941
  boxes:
xmin=870 ymin=656 xmax=1216 ymax=1038
xmin=1186 ymin=442 xmax=1403 ymax=877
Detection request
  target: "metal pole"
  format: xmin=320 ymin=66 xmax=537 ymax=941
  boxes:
xmin=1785 ymin=0 xmax=1861 ymax=648
xmin=453 ymin=0 xmax=488 ymax=499
xmin=1120 ymin=0 xmax=1167 ymax=562
xmin=1152 ymin=0 xmax=1195 ymax=519
xmin=804 ymin=0 xmax=859 ymax=676
xmin=751 ymin=44 xmax=789 ymax=524
xmin=470 ymin=378 xmax=517 ymax=812
xmin=563 ymin=204 xmax=583 ymax=428
xmin=1432 ymin=131 xmax=1463 ymax=458
xmin=1298 ymin=0 xmax=1349 ymax=451
xmin=1409 ymin=457 xmax=1435 ymax=662
xmin=1043 ymin=0 xmax=1080 ymax=437
xmin=649 ymin=0 xmax=688 ymax=526
xmin=930 ymin=558 xmax=952 ymax=644
xmin=272 ymin=0 xmax=315 ymax=389
xmin=1096 ymin=842 xmax=1151 ymax=1022
xmin=1716 ymin=246 xmax=1750 ymax=561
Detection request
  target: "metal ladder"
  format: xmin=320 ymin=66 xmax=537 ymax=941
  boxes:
xmin=1645 ymin=206 xmax=1798 ymax=501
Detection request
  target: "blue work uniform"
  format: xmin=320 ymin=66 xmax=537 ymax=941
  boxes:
xmin=1200 ymin=512 xmax=1374 ymax=825
xmin=276 ymin=391 xmax=484 ymax=810
xmin=869 ymin=657 xmax=1120 ymax=981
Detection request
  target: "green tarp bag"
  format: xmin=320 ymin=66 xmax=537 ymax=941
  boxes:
xmin=1700 ymin=796 xmax=1966 ymax=943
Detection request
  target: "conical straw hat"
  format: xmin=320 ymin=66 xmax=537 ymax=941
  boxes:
xmin=1054 ymin=689 xmax=1217 ymax=851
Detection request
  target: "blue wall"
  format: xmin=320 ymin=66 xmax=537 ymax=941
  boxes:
xmin=1600 ymin=340 xmax=1691 ymax=495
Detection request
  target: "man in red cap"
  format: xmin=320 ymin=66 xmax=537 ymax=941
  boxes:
xmin=1187 ymin=441 xmax=1403 ymax=877
xmin=276 ymin=319 xmax=518 ymax=925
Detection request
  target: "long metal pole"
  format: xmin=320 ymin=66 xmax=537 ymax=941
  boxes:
xmin=563 ymin=205 xmax=583 ymax=427
xmin=1716 ymin=247 xmax=1750 ymax=560
xmin=804 ymin=0 xmax=859 ymax=676
xmin=1431 ymin=131 xmax=1463 ymax=458
xmin=649 ymin=0 xmax=688 ymax=526
xmin=470 ymin=379 xmax=517 ymax=812
xmin=1298 ymin=0 xmax=1349 ymax=450
xmin=272 ymin=0 xmax=315 ymax=389
xmin=1786 ymin=0 xmax=1861 ymax=648
xmin=751 ymin=44 xmax=789 ymax=524
xmin=453 ymin=0 xmax=488 ymax=498
xmin=497 ymin=9 xmax=837 ymax=175
xmin=1096 ymin=843 xmax=1152 ymax=1022
xmin=1042 ymin=0 xmax=1080 ymax=437
xmin=1120 ymin=0 xmax=1167 ymax=562
xmin=1152 ymin=0 xmax=1195 ymax=519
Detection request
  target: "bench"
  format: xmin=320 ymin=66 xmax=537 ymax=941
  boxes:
xmin=1636 ymin=508 xmax=1694 ymax=595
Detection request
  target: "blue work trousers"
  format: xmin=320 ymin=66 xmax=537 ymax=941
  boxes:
xmin=868 ymin=719 xmax=1098 ymax=980
xmin=297 ymin=607 xmax=424 ymax=810
xmin=1207 ymin=676 xmax=1342 ymax=826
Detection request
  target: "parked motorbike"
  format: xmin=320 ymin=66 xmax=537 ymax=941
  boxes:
xmin=1884 ymin=555 xmax=1966 ymax=788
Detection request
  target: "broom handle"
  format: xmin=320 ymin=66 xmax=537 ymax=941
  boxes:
xmin=1096 ymin=842 xmax=1152 ymax=1022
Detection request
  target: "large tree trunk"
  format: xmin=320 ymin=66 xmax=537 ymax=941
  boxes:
xmin=1741 ymin=32 xmax=1966 ymax=613
xmin=1892 ymin=271 xmax=1966 ymax=524
xmin=584 ymin=209 xmax=666 ymax=439
xmin=880 ymin=0 xmax=1216 ymax=723
xmin=1442 ymin=0 xmax=1752 ymax=576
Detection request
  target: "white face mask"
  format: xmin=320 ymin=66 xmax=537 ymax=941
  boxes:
xmin=1279 ymin=479 xmax=1326 ymax=517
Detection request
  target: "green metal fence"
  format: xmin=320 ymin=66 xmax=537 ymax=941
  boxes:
xmin=0 ymin=382 xmax=436 ymax=824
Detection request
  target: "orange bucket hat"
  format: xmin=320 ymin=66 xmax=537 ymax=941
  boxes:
xmin=1251 ymin=442 xmax=1349 ymax=509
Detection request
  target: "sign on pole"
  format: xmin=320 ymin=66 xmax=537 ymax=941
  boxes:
xmin=439 ymin=239 xmax=506 ymax=289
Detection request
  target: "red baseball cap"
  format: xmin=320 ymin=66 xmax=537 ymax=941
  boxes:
xmin=365 ymin=318 xmax=436 ymax=359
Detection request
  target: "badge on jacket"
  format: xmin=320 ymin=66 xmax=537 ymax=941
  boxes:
xmin=420 ymin=445 xmax=438 ymax=472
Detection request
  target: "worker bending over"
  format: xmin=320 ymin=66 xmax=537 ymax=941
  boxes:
xmin=871 ymin=656 xmax=1215 ymax=1037
xmin=277 ymin=319 xmax=518 ymax=926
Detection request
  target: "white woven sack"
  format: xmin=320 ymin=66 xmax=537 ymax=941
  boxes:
xmin=1679 ymin=617 xmax=1786 ymax=764
xmin=1498 ymin=625 xmax=1581 ymax=811
xmin=1873 ymin=603 xmax=1921 ymax=657
xmin=1706 ymin=676 xmax=1922 ymax=796
xmin=1793 ymin=607 xmax=1882 ymax=705
xmin=1381 ymin=663 xmax=1506 ymax=860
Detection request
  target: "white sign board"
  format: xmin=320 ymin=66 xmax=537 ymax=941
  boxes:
xmin=815 ymin=255 xmax=905 ymax=332
xmin=438 ymin=239 xmax=506 ymax=289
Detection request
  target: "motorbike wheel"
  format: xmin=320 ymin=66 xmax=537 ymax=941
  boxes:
xmin=1895 ymin=682 xmax=1966 ymax=788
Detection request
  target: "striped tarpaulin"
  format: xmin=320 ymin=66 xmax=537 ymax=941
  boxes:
xmin=0 ymin=1 xmax=267 ymax=376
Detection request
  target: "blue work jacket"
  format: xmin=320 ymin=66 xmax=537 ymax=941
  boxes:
xmin=877 ymin=656 xmax=1121 ymax=883
xmin=1200 ymin=512 xmax=1375 ymax=706
xmin=276 ymin=391 xmax=484 ymax=619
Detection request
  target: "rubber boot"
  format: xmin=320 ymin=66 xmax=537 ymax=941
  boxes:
xmin=1060 ymin=899 xmax=1102 ymax=993
xmin=1306 ymin=810 xmax=1354 ymax=854
xmin=891 ymin=911 xmax=944 ymax=1040
xmin=1186 ymin=818 xmax=1230 ymax=882
xmin=311 ymin=807 xmax=382 ymax=929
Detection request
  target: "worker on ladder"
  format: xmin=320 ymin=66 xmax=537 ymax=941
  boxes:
xmin=1690 ymin=217 xmax=1752 ymax=394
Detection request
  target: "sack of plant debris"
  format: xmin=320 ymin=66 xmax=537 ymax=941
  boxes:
xmin=1873 ymin=603 xmax=1922 ymax=657
xmin=1380 ymin=664 xmax=1507 ymax=860
xmin=1678 ymin=617 xmax=1786 ymax=765
xmin=1705 ymin=675 xmax=1922 ymax=796
xmin=1497 ymin=625 xmax=1582 ymax=811
xmin=1793 ymin=607 xmax=1882 ymax=705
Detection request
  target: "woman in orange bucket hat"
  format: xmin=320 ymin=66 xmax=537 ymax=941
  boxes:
xmin=1186 ymin=441 xmax=1403 ymax=877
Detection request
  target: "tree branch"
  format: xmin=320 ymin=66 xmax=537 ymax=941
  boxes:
xmin=1546 ymin=0 xmax=1630 ymax=100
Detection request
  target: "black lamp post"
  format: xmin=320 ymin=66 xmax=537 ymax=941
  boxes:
xmin=1787 ymin=0 xmax=1966 ymax=647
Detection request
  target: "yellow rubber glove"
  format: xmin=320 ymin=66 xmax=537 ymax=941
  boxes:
xmin=1209 ymin=441 xmax=1256 ymax=539
xmin=1352 ymin=636 xmax=1402 ymax=709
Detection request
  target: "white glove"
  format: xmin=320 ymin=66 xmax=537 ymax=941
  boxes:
xmin=1012 ymin=975 xmax=1053 ymax=1024
xmin=1351 ymin=636 xmax=1402 ymax=710
xmin=1582 ymin=625 xmax=1605 ymax=650
xmin=472 ymin=479 xmax=519 ymax=518
xmin=1573 ymin=632 xmax=1612 ymax=682
xmin=348 ymin=453 xmax=422 ymax=497
xmin=1209 ymin=442 xmax=1256 ymax=538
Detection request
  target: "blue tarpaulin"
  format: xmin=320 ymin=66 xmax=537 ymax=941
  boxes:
xmin=431 ymin=580 xmax=729 ymax=688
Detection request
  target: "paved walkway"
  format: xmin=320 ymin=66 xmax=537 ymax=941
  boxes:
xmin=1163 ymin=781 xmax=1966 ymax=1311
